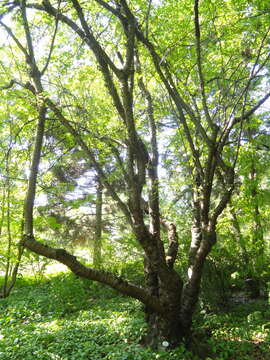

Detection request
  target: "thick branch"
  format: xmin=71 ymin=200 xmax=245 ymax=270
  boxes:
xmin=94 ymin=0 xmax=125 ymax=20
xmin=23 ymin=105 xmax=47 ymax=234
xmin=210 ymin=167 xmax=234 ymax=228
xmin=161 ymin=220 xmax=179 ymax=268
xmin=20 ymin=0 xmax=35 ymax=62
xmin=71 ymin=0 xmax=121 ymax=77
xmin=138 ymin=75 xmax=162 ymax=246
xmin=18 ymin=2 xmax=46 ymax=235
xmin=22 ymin=234 xmax=164 ymax=314
xmin=123 ymin=18 xmax=135 ymax=73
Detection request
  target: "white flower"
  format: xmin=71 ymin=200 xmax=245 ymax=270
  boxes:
xmin=162 ymin=341 xmax=169 ymax=347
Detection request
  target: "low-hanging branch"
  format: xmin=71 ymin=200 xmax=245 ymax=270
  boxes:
xmin=22 ymin=234 xmax=164 ymax=314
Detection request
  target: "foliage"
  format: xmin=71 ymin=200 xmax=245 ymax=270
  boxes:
xmin=0 ymin=273 xmax=192 ymax=360
xmin=0 ymin=272 xmax=269 ymax=360
xmin=197 ymin=301 xmax=270 ymax=360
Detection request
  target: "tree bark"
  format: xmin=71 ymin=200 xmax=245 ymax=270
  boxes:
xmin=180 ymin=221 xmax=214 ymax=340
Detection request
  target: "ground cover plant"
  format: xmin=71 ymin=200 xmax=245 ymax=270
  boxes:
xmin=0 ymin=272 xmax=269 ymax=360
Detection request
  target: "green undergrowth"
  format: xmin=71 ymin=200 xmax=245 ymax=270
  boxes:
xmin=0 ymin=273 xmax=269 ymax=360
xmin=194 ymin=299 xmax=270 ymax=360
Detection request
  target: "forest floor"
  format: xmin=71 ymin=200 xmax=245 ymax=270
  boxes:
xmin=0 ymin=272 xmax=269 ymax=360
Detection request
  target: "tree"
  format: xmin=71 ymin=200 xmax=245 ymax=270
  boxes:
xmin=0 ymin=91 xmax=26 ymax=298
xmin=93 ymin=175 xmax=103 ymax=268
xmin=223 ymin=119 xmax=270 ymax=296
xmin=0 ymin=0 xmax=270 ymax=350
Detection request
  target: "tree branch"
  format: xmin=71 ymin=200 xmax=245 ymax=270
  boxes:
xmin=194 ymin=0 xmax=213 ymax=129
xmin=23 ymin=105 xmax=47 ymax=235
xmin=161 ymin=219 xmax=179 ymax=268
xmin=0 ymin=20 xmax=29 ymax=57
xmin=22 ymin=234 xmax=164 ymax=314
xmin=0 ymin=3 xmax=17 ymax=21
xmin=41 ymin=0 xmax=61 ymax=75
xmin=145 ymin=0 xmax=152 ymax=39
xmin=20 ymin=0 xmax=35 ymax=61
xmin=210 ymin=167 xmax=234 ymax=228
xmin=34 ymin=0 xmax=127 ymax=121
xmin=233 ymin=91 xmax=270 ymax=125
xmin=70 ymin=0 xmax=122 ymax=77
xmin=44 ymin=97 xmax=133 ymax=225
xmin=0 ymin=79 xmax=15 ymax=90
xmin=94 ymin=0 xmax=126 ymax=23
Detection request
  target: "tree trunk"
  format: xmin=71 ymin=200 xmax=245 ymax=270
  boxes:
xmin=2 ymin=182 xmax=12 ymax=297
xmin=0 ymin=244 xmax=24 ymax=298
xmin=180 ymin=214 xmax=216 ymax=342
xmin=230 ymin=204 xmax=250 ymax=268
xmin=93 ymin=175 xmax=103 ymax=268
xmin=250 ymin=165 xmax=264 ymax=258
xmin=143 ymin=309 xmax=182 ymax=350
xmin=143 ymin=264 xmax=183 ymax=349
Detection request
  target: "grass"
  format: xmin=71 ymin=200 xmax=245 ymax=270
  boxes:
xmin=0 ymin=272 xmax=269 ymax=360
